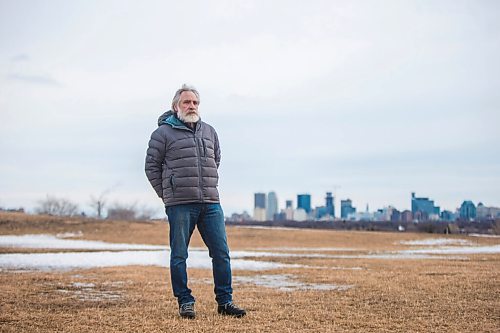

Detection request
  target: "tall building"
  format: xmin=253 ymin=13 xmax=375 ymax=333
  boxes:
xmin=254 ymin=192 xmax=266 ymax=222
xmin=476 ymin=202 xmax=500 ymax=219
xmin=341 ymin=199 xmax=356 ymax=219
xmin=325 ymin=192 xmax=335 ymax=217
xmin=411 ymin=192 xmax=440 ymax=220
xmin=297 ymin=194 xmax=311 ymax=214
xmin=460 ymin=200 xmax=476 ymax=220
xmin=266 ymin=191 xmax=278 ymax=220
xmin=285 ymin=200 xmax=294 ymax=220
xmin=254 ymin=193 xmax=266 ymax=209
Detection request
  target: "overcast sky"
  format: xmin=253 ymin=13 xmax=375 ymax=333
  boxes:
xmin=1 ymin=0 xmax=499 ymax=217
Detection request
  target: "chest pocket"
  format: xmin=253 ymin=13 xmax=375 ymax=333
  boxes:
xmin=203 ymin=138 xmax=215 ymax=158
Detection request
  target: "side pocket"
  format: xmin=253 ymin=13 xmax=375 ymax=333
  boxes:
xmin=170 ymin=174 xmax=176 ymax=193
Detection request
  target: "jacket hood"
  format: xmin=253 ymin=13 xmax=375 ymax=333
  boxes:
xmin=157 ymin=110 xmax=175 ymax=126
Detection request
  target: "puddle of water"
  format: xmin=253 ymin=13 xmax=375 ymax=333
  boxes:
xmin=400 ymin=239 xmax=473 ymax=246
xmin=234 ymin=274 xmax=354 ymax=292
xmin=0 ymin=234 xmax=166 ymax=250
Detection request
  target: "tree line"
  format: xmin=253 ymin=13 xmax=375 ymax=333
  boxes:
xmin=35 ymin=194 xmax=157 ymax=221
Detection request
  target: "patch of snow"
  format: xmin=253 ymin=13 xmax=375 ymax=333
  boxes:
xmin=56 ymin=231 xmax=83 ymax=238
xmin=400 ymin=238 xmax=473 ymax=246
xmin=234 ymin=274 xmax=354 ymax=292
xmin=0 ymin=249 xmax=302 ymax=271
xmin=0 ymin=234 xmax=166 ymax=250
xmin=467 ymin=233 xmax=500 ymax=238
xmin=399 ymin=245 xmax=500 ymax=255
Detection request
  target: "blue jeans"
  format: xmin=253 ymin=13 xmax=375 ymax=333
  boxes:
xmin=166 ymin=203 xmax=233 ymax=306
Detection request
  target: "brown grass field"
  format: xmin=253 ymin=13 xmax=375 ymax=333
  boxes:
xmin=0 ymin=212 xmax=499 ymax=332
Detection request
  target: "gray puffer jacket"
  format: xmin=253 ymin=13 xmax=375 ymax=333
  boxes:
xmin=145 ymin=111 xmax=221 ymax=207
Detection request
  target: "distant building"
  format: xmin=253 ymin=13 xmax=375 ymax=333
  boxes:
xmin=411 ymin=192 xmax=440 ymax=221
xmin=440 ymin=210 xmax=457 ymax=221
xmin=266 ymin=191 xmax=278 ymax=221
xmin=401 ymin=210 xmax=413 ymax=222
xmin=315 ymin=206 xmax=328 ymax=220
xmin=374 ymin=206 xmax=398 ymax=221
xmin=227 ymin=211 xmax=252 ymax=222
xmin=460 ymin=200 xmax=476 ymax=221
xmin=274 ymin=211 xmax=287 ymax=221
xmin=349 ymin=210 xmax=374 ymax=221
xmin=390 ymin=208 xmax=401 ymax=222
xmin=297 ymin=194 xmax=311 ymax=214
xmin=476 ymin=202 xmax=500 ymax=219
xmin=340 ymin=199 xmax=356 ymax=219
xmin=293 ymin=208 xmax=307 ymax=222
xmin=253 ymin=208 xmax=266 ymax=222
xmin=325 ymin=192 xmax=335 ymax=217
xmin=284 ymin=200 xmax=294 ymax=220
xmin=254 ymin=193 xmax=266 ymax=209
xmin=254 ymin=192 xmax=266 ymax=221
xmin=476 ymin=203 xmax=488 ymax=219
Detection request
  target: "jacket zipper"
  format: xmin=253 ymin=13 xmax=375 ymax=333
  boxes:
xmin=195 ymin=134 xmax=204 ymax=202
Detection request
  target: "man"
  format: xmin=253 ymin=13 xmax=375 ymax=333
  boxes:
xmin=145 ymin=84 xmax=246 ymax=319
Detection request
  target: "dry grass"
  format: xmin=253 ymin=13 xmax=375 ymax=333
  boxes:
xmin=1 ymin=212 xmax=499 ymax=332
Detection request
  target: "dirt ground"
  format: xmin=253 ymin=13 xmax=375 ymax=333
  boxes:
xmin=0 ymin=212 xmax=499 ymax=332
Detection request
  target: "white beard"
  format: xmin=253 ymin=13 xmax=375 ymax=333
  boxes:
xmin=178 ymin=111 xmax=200 ymax=123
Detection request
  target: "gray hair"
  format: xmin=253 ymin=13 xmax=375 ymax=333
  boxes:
xmin=171 ymin=84 xmax=200 ymax=111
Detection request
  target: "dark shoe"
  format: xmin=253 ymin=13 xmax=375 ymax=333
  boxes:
xmin=179 ymin=302 xmax=196 ymax=319
xmin=218 ymin=302 xmax=246 ymax=318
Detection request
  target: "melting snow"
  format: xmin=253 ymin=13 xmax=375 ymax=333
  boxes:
xmin=234 ymin=274 xmax=354 ymax=292
xmin=400 ymin=238 xmax=473 ymax=246
xmin=0 ymin=249 xmax=302 ymax=271
xmin=0 ymin=234 xmax=498 ymax=272
xmin=0 ymin=234 xmax=166 ymax=250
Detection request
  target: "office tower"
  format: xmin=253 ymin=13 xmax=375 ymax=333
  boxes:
xmin=254 ymin=193 xmax=266 ymax=209
xmin=297 ymin=194 xmax=311 ymax=214
xmin=460 ymin=200 xmax=476 ymax=220
xmin=285 ymin=200 xmax=293 ymax=208
xmin=266 ymin=191 xmax=278 ymax=220
xmin=325 ymin=192 xmax=335 ymax=217
xmin=475 ymin=203 xmax=500 ymax=219
xmin=254 ymin=192 xmax=266 ymax=222
xmin=341 ymin=199 xmax=356 ymax=219
xmin=411 ymin=192 xmax=440 ymax=219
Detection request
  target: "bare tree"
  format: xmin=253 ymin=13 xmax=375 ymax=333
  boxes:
xmin=106 ymin=202 xmax=157 ymax=221
xmin=35 ymin=195 xmax=79 ymax=216
xmin=107 ymin=202 xmax=138 ymax=221
xmin=90 ymin=193 xmax=107 ymax=219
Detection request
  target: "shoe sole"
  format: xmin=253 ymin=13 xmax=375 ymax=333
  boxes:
xmin=218 ymin=312 xmax=246 ymax=318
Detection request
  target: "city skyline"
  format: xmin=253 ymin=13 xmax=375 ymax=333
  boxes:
xmin=248 ymin=189 xmax=497 ymax=221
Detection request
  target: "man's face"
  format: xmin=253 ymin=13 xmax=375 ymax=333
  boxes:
xmin=176 ymin=91 xmax=200 ymax=123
